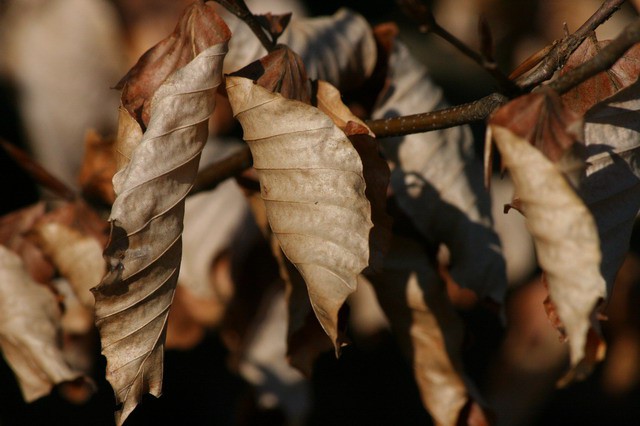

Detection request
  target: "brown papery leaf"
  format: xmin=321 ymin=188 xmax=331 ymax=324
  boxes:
xmin=243 ymin=186 xmax=333 ymax=376
xmin=229 ymin=45 xmax=311 ymax=104
xmin=0 ymin=203 xmax=54 ymax=285
xmin=367 ymin=235 xmax=490 ymax=426
xmin=491 ymin=125 xmax=606 ymax=380
xmin=0 ymin=245 xmax=84 ymax=402
xmin=116 ymin=1 xmax=230 ymax=128
xmin=580 ymin=81 xmax=640 ymax=293
xmin=559 ymin=33 xmax=640 ymax=115
xmin=372 ymin=40 xmax=506 ymax=303
xmin=91 ymin=6 xmax=230 ymax=424
xmin=78 ymin=130 xmax=117 ymax=206
xmin=226 ymin=75 xmax=390 ymax=352
xmin=488 ymin=89 xmax=585 ymax=187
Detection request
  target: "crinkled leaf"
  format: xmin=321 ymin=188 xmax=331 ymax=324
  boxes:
xmin=0 ymin=245 xmax=84 ymax=402
xmin=372 ymin=40 xmax=506 ymax=303
xmin=223 ymin=8 xmax=376 ymax=90
xmin=367 ymin=235 xmax=490 ymax=426
xmin=91 ymin=6 xmax=230 ymax=424
xmin=244 ymin=184 xmax=333 ymax=376
xmin=491 ymin=125 xmax=606 ymax=380
xmin=488 ymin=89 xmax=585 ymax=187
xmin=116 ymin=1 xmax=230 ymax=128
xmin=580 ymin=80 xmax=640 ymax=292
xmin=559 ymin=33 xmax=640 ymax=115
xmin=226 ymin=75 xmax=390 ymax=352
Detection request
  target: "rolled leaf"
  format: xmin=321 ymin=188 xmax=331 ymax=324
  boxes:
xmin=91 ymin=4 xmax=230 ymax=424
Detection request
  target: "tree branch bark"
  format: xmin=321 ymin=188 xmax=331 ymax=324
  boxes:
xmin=192 ymin=0 xmax=636 ymax=195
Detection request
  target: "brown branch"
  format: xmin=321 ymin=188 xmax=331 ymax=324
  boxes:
xmin=214 ymin=0 xmax=276 ymax=52
xmin=190 ymin=147 xmax=252 ymax=194
xmin=0 ymin=138 xmax=77 ymax=202
xmin=549 ymin=16 xmax=640 ymax=94
xmin=192 ymin=0 xmax=633 ymax=194
xmin=397 ymin=0 xmax=520 ymax=95
xmin=366 ymin=93 xmax=509 ymax=137
xmin=516 ymin=0 xmax=627 ymax=89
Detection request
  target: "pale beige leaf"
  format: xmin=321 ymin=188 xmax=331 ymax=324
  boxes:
xmin=372 ymin=40 xmax=506 ymax=303
xmin=91 ymin=33 xmax=229 ymax=426
xmin=52 ymin=277 xmax=93 ymax=336
xmin=368 ymin=235 xmax=489 ymax=426
xmin=226 ymin=76 xmax=388 ymax=351
xmin=223 ymin=8 xmax=376 ymax=90
xmin=33 ymin=221 xmax=105 ymax=308
xmin=580 ymin=81 xmax=640 ymax=291
xmin=0 ymin=245 xmax=83 ymax=402
xmin=492 ymin=125 xmax=606 ymax=374
xmin=115 ymin=106 xmax=143 ymax=171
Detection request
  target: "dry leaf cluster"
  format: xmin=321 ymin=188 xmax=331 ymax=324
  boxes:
xmin=0 ymin=1 xmax=639 ymax=425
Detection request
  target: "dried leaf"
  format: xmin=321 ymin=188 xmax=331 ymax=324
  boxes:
xmin=229 ymin=45 xmax=311 ymax=104
xmin=32 ymin=219 xmax=105 ymax=309
xmin=0 ymin=203 xmax=54 ymax=285
xmin=580 ymin=80 xmax=640 ymax=292
xmin=116 ymin=1 xmax=231 ymax=128
xmin=559 ymin=33 xmax=640 ymax=115
xmin=0 ymin=245 xmax=84 ymax=402
xmin=488 ymin=89 xmax=585 ymax=187
xmin=226 ymin=75 xmax=390 ymax=352
xmin=368 ymin=235 xmax=490 ymax=426
xmin=372 ymin=40 xmax=506 ymax=303
xmin=243 ymin=186 xmax=333 ymax=376
xmin=78 ymin=130 xmax=117 ymax=206
xmin=223 ymin=8 xmax=376 ymax=90
xmin=91 ymin=5 xmax=230 ymax=423
xmin=491 ymin=125 xmax=606 ymax=379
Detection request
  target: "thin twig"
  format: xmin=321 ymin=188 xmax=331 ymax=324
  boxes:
xmin=397 ymin=0 xmax=520 ymax=95
xmin=0 ymin=138 xmax=77 ymax=201
xmin=214 ymin=0 xmax=276 ymax=52
xmin=549 ymin=16 xmax=640 ymax=94
xmin=516 ymin=0 xmax=627 ymax=89
xmin=366 ymin=93 xmax=509 ymax=137
xmin=190 ymin=147 xmax=252 ymax=194
xmin=192 ymin=0 xmax=634 ymax=194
